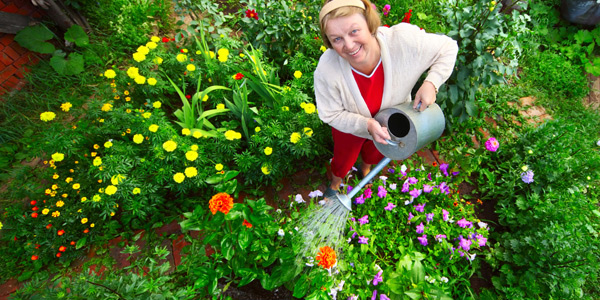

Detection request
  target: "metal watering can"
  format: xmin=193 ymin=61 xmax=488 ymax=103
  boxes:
xmin=333 ymin=102 xmax=445 ymax=211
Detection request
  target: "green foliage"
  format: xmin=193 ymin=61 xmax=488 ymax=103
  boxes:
xmin=522 ymin=51 xmax=590 ymax=99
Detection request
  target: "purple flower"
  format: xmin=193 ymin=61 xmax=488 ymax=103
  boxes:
xmin=373 ymin=270 xmax=383 ymax=285
xmin=426 ymin=213 xmax=434 ymax=222
xmin=355 ymin=194 xmax=365 ymax=205
xmin=347 ymin=185 xmax=353 ymax=193
xmin=440 ymin=163 xmax=449 ymax=176
xmin=416 ymin=222 xmax=424 ymax=234
xmin=435 ymin=234 xmax=447 ymax=242
xmin=427 ymin=173 xmax=432 ymax=181
xmin=452 ymin=171 xmax=460 ymax=176
xmin=442 ymin=209 xmax=449 ymax=221
xmin=371 ymin=290 xmax=377 ymax=300
xmin=352 ymin=232 xmax=357 ymax=239
xmin=423 ymin=184 xmax=433 ymax=193
xmin=414 ymin=203 xmax=426 ymax=212
xmin=457 ymin=218 xmax=473 ymax=228
xmin=359 ymin=215 xmax=369 ymax=225
xmin=438 ymin=182 xmax=450 ymax=194
xmin=401 ymin=182 xmax=410 ymax=193
xmin=409 ymin=188 xmax=422 ymax=198
xmin=389 ymin=183 xmax=397 ymax=190
xmin=380 ymin=294 xmax=390 ymax=300
xmin=384 ymin=202 xmax=396 ymax=211
xmin=418 ymin=234 xmax=428 ymax=246
xmin=408 ymin=212 xmax=414 ymax=222
xmin=408 ymin=177 xmax=418 ymax=184
xmin=459 ymin=237 xmax=472 ymax=251
xmin=476 ymin=234 xmax=487 ymax=247
xmin=364 ymin=188 xmax=373 ymax=199
xmin=388 ymin=168 xmax=395 ymax=173
xmin=485 ymin=137 xmax=500 ymax=152
xmin=359 ymin=236 xmax=369 ymax=244
xmin=383 ymin=4 xmax=391 ymax=16
xmin=377 ymin=186 xmax=387 ymax=198
xmin=521 ymin=170 xmax=534 ymax=184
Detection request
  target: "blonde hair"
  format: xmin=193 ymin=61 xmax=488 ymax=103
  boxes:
xmin=319 ymin=0 xmax=381 ymax=49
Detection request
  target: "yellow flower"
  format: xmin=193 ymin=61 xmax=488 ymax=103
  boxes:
xmin=202 ymin=95 xmax=208 ymax=102
xmin=53 ymin=173 xmax=59 ymax=179
xmin=176 ymin=54 xmax=187 ymax=62
xmin=104 ymin=69 xmax=116 ymax=78
xmin=521 ymin=165 xmax=528 ymax=171
xmin=261 ymin=164 xmax=271 ymax=175
xmin=81 ymin=218 xmax=88 ymax=224
xmin=132 ymin=187 xmax=141 ymax=194
xmin=185 ymin=167 xmax=198 ymax=178
xmin=224 ymin=130 xmax=242 ymax=140
xmin=255 ymin=126 xmax=261 ymax=133
xmin=93 ymin=156 xmax=102 ymax=166
xmin=162 ymin=140 xmax=177 ymax=152
xmin=133 ymin=134 xmax=144 ymax=144
xmin=65 ymin=177 xmax=73 ymax=183
xmin=80 ymin=197 xmax=87 ymax=202
xmin=149 ymin=124 xmax=159 ymax=132
xmin=61 ymin=102 xmax=72 ymax=112
xmin=281 ymin=106 xmax=289 ymax=111
xmin=216 ymin=104 xmax=225 ymax=109
xmin=91 ymin=152 xmax=97 ymax=157
xmin=182 ymin=48 xmax=189 ymax=53
xmin=105 ymin=185 xmax=118 ymax=195
xmin=127 ymin=67 xmax=139 ymax=78
xmin=215 ymin=164 xmax=223 ymax=171
xmin=320 ymin=45 xmax=327 ymax=52
xmin=153 ymin=57 xmax=163 ymax=65
xmin=153 ymin=101 xmax=161 ymax=108
xmin=148 ymin=78 xmax=157 ymax=86
xmin=51 ymin=152 xmax=64 ymax=162
xmin=186 ymin=151 xmax=198 ymax=161
xmin=132 ymin=52 xmax=146 ymax=62
xmin=110 ymin=212 xmax=115 ymax=216
xmin=294 ymin=71 xmax=302 ymax=79
xmin=61 ymin=193 xmax=68 ymax=198
xmin=52 ymin=211 xmax=60 ymax=217
xmin=51 ymin=184 xmax=58 ymax=190
xmin=239 ymin=53 xmax=245 ymax=58
xmin=217 ymin=48 xmax=229 ymax=57
xmin=90 ymin=223 xmax=95 ymax=228
xmin=142 ymin=112 xmax=151 ymax=118
xmin=191 ymin=145 xmax=198 ymax=151
xmin=146 ymin=41 xmax=157 ymax=49
xmin=56 ymin=201 xmax=65 ymax=209
xmin=151 ymin=36 xmax=160 ymax=42
xmin=137 ymin=45 xmax=149 ymax=55
xmin=72 ymin=183 xmax=80 ymax=189
xmin=303 ymin=103 xmax=316 ymax=114
xmin=42 ymin=208 xmax=50 ymax=215
xmin=290 ymin=132 xmax=301 ymax=144
xmin=173 ymin=172 xmax=185 ymax=183
xmin=182 ymin=128 xmax=191 ymax=136
xmin=135 ymin=76 xmax=146 ymax=85
xmin=111 ymin=174 xmax=126 ymax=185
xmin=104 ymin=141 xmax=113 ymax=148
xmin=192 ymin=131 xmax=203 ymax=138
xmin=101 ymin=103 xmax=113 ymax=112
xmin=264 ymin=147 xmax=273 ymax=155
xmin=209 ymin=51 xmax=215 ymax=59
xmin=303 ymin=127 xmax=313 ymax=137
xmin=186 ymin=64 xmax=196 ymax=71
xmin=40 ymin=111 xmax=56 ymax=122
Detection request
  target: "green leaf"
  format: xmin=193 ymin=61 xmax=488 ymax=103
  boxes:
xmin=64 ymin=25 xmax=89 ymax=47
xmin=17 ymin=270 xmax=34 ymax=282
xmin=237 ymin=268 xmax=257 ymax=287
xmin=238 ymin=228 xmax=251 ymax=250
xmin=75 ymin=237 xmax=87 ymax=249
xmin=14 ymin=25 xmax=55 ymax=54
xmin=50 ymin=52 xmax=84 ymax=75
xmin=405 ymin=288 xmax=422 ymax=300
xmin=292 ymin=274 xmax=309 ymax=298
xmin=411 ymin=260 xmax=425 ymax=283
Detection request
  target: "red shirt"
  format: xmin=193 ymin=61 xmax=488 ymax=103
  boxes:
xmin=352 ymin=60 xmax=384 ymax=117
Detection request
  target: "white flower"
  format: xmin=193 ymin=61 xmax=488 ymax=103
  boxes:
xmin=275 ymin=209 xmax=282 ymax=214
xmin=308 ymin=190 xmax=323 ymax=198
xmin=295 ymin=194 xmax=305 ymax=203
xmin=440 ymin=277 xmax=449 ymax=283
xmin=374 ymin=264 xmax=383 ymax=272
xmin=478 ymin=221 xmax=488 ymax=229
xmin=467 ymin=253 xmax=477 ymax=262
xmin=277 ymin=229 xmax=285 ymax=237
xmin=290 ymin=202 xmax=294 ymax=208
xmin=318 ymin=200 xmax=326 ymax=205
xmin=401 ymin=164 xmax=408 ymax=173
xmin=389 ymin=183 xmax=397 ymax=190
xmin=294 ymin=226 xmax=299 ymax=231
xmin=597 ymin=139 xmax=600 ymax=147
xmin=379 ymin=175 xmax=388 ymax=184
xmin=404 ymin=199 xmax=413 ymax=205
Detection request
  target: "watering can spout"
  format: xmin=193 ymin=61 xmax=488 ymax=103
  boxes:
xmin=332 ymin=194 xmax=352 ymax=211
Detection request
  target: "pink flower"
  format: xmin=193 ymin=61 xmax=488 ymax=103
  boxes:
xmin=485 ymin=137 xmax=500 ymax=152
xmin=383 ymin=4 xmax=391 ymax=16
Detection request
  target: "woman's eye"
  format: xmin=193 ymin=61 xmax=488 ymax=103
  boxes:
xmin=352 ymin=29 xmax=358 ymax=34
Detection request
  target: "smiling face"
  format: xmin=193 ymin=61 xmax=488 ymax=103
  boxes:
xmin=325 ymin=13 xmax=380 ymax=74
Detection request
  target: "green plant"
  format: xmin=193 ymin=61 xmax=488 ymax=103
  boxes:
xmin=522 ymin=51 xmax=590 ymax=99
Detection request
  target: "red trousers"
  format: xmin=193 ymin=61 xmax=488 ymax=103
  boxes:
xmin=330 ymin=127 xmax=384 ymax=178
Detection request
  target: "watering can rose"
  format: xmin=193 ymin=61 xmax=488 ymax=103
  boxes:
xmin=315 ymin=246 xmax=336 ymax=269
xmin=209 ymin=192 xmax=234 ymax=215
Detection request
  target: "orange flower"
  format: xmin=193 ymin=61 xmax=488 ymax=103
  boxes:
xmin=315 ymin=246 xmax=336 ymax=269
xmin=57 ymin=229 xmax=65 ymax=236
xmin=242 ymin=219 xmax=252 ymax=228
xmin=31 ymin=255 xmax=39 ymax=261
xmin=209 ymin=192 xmax=234 ymax=215
xmin=59 ymin=246 xmax=66 ymax=252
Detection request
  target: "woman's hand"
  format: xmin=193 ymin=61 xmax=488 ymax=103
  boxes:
xmin=367 ymin=118 xmax=391 ymax=144
xmin=413 ymin=81 xmax=437 ymax=112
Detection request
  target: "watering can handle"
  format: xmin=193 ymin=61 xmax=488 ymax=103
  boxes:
xmin=347 ymin=157 xmax=392 ymax=199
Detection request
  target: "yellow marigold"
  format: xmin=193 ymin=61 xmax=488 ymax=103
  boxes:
xmin=42 ymin=208 xmax=50 ymax=215
xmin=215 ymin=163 xmax=223 ymax=171
xmin=137 ymin=45 xmax=149 ymax=55
xmin=132 ymin=187 xmax=141 ymax=194
xmin=202 ymin=95 xmax=208 ymax=102
xmin=65 ymin=177 xmax=73 ymax=183
xmin=294 ymin=71 xmax=302 ymax=79
xmin=315 ymin=246 xmax=336 ymax=269
xmin=101 ymin=103 xmax=113 ymax=112
xmin=186 ymin=151 xmax=198 ymax=161
xmin=153 ymin=57 xmax=163 ymax=65
xmin=90 ymin=223 xmax=95 ymax=227
xmin=224 ymin=130 xmax=241 ymax=140
xmin=149 ymin=124 xmax=159 ymax=132
xmin=111 ymin=174 xmax=126 ymax=185
xmin=51 ymin=184 xmax=58 ymax=190
xmin=134 ymin=76 xmax=146 ymax=85
xmin=185 ymin=167 xmax=198 ymax=178
xmin=61 ymin=193 xmax=68 ymax=198
xmin=290 ymin=132 xmax=301 ymax=144
xmin=104 ymin=141 xmax=113 ymax=148
xmin=303 ymin=103 xmax=316 ymax=114
xmin=110 ymin=212 xmax=115 ymax=216
xmin=142 ymin=112 xmax=151 ymax=118
xmin=173 ymin=172 xmax=185 ymax=183
xmin=186 ymin=64 xmax=196 ymax=72
xmin=153 ymin=101 xmax=161 ymax=108
xmin=93 ymin=156 xmax=102 ymax=166
xmin=255 ymin=126 xmax=261 ymax=132
xmin=61 ymin=102 xmax=72 ymax=112
xmin=91 ymin=152 xmax=97 ymax=157
xmin=105 ymin=185 xmax=117 ymax=195
xmin=216 ymin=104 xmax=225 ymax=110
xmin=217 ymin=48 xmax=229 ymax=57
xmin=209 ymin=192 xmax=234 ymax=215
xmin=133 ymin=52 xmax=146 ymax=62
xmin=303 ymin=127 xmax=313 ymax=137
xmin=146 ymin=41 xmax=157 ymax=49
xmin=51 ymin=152 xmax=64 ymax=162
xmin=72 ymin=183 xmax=80 ymax=189
xmin=151 ymin=36 xmax=160 ymax=42
xmin=81 ymin=218 xmax=88 ymax=224
xmin=209 ymin=51 xmax=215 ymax=59
xmin=52 ymin=173 xmax=59 ymax=179
xmin=320 ymin=45 xmax=327 ymax=52
xmin=80 ymin=197 xmax=87 ymax=202
xmin=40 ymin=111 xmax=56 ymax=122
xmin=261 ymin=164 xmax=270 ymax=175
xmin=148 ymin=77 xmax=157 ymax=86
xmin=56 ymin=200 xmax=65 ymax=207
xmin=182 ymin=128 xmax=191 ymax=136
xmin=104 ymin=69 xmax=116 ymax=78
xmin=126 ymin=67 xmax=139 ymax=79
xmin=191 ymin=145 xmax=198 ymax=151
xmin=52 ymin=211 xmax=60 ymax=217
xmin=162 ymin=140 xmax=177 ymax=152
xmin=133 ymin=134 xmax=144 ymax=144
xmin=192 ymin=131 xmax=203 ymax=138
xmin=176 ymin=54 xmax=187 ymax=62
xmin=264 ymin=147 xmax=273 ymax=155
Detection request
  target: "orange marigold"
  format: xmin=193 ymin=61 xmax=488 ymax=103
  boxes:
xmin=209 ymin=192 xmax=234 ymax=215
xmin=315 ymin=246 xmax=336 ymax=269
xmin=242 ymin=219 xmax=252 ymax=228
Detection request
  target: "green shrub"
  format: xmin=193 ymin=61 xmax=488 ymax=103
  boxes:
xmin=522 ymin=51 xmax=590 ymax=99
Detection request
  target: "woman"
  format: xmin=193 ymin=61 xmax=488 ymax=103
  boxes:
xmin=315 ymin=0 xmax=458 ymax=197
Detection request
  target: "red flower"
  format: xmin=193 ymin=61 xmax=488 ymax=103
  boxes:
xmin=31 ymin=212 xmax=38 ymax=218
xmin=209 ymin=192 xmax=234 ymax=215
xmin=70 ymin=241 xmax=76 ymax=246
xmin=30 ymin=200 xmax=37 ymax=205
xmin=402 ymin=9 xmax=413 ymax=23
xmin=35 ymin=244 xmax=40 ymax=249
xmin=59 ymin=246 xmax=66 ymax=252
xmin=242 ymin=219 xmax=253 ymax=228
xmin=185 ymin=95 xmax=191 ymax=99
xmin=383 ymin=24 xmax=390 ymax=28
xmin=57 ymin=229 xmax=65 ymax=236
xmin=180 ymin=49 xmax=185 ymax=53
xmin=83 ymin=229 xmax=89 ymax=234
xmin=245 ymin=9 xmax=259 ymax=20
xmin=234 ymin=72 xmax=244 ymax=80
xmin=56 ymin=253 xmax=62 ymax=258
xmin=32 ymin=206 xmax=38 ymax=211
xmin=162 ymin=37 xmax=170 ymax=43
xmin=46 ymin=224 xmax=52 ymax=229
xmin=315 ymin=246 xmax=336 ymax=269
xmin=31 ymin=255 xmax=39 ymax=261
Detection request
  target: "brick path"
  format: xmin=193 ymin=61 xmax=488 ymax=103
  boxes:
xmin=0 ymin=0 xmax=44 ymax=96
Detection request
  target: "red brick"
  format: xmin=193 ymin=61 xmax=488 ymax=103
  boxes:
xmin=0 ymin=86 xmax=7 ymax=96
xmin=0 ymin=65 xmax=17 ymax=82
xmin=0 ymin=278 xmax=20 ymax=297
xmin=2 ymin=76 xmax=20 ymax=90
xmin=431 ymin=150 xmax=447 ymax=164
xmin=0 ymin=59 xmax=6 ymax=70
xmin=0 ymin=53 xmax=14 ymax=66
xmin=13 ymin=53 xmax=33 ymax=69
xmin=172 ymin=234 xmax=191 ymax=266
xmin=0 ymin=34 xmax=14 ymax=47
xmin=9 ymin=41 xmax=27 ymax=56
xmin=4 ymin=45 xmax=19 ymax=61
xmin=416 ymin=149 xmax=437 ymax=166
xmin=2 ymin=3 xmax=18 ymax=14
